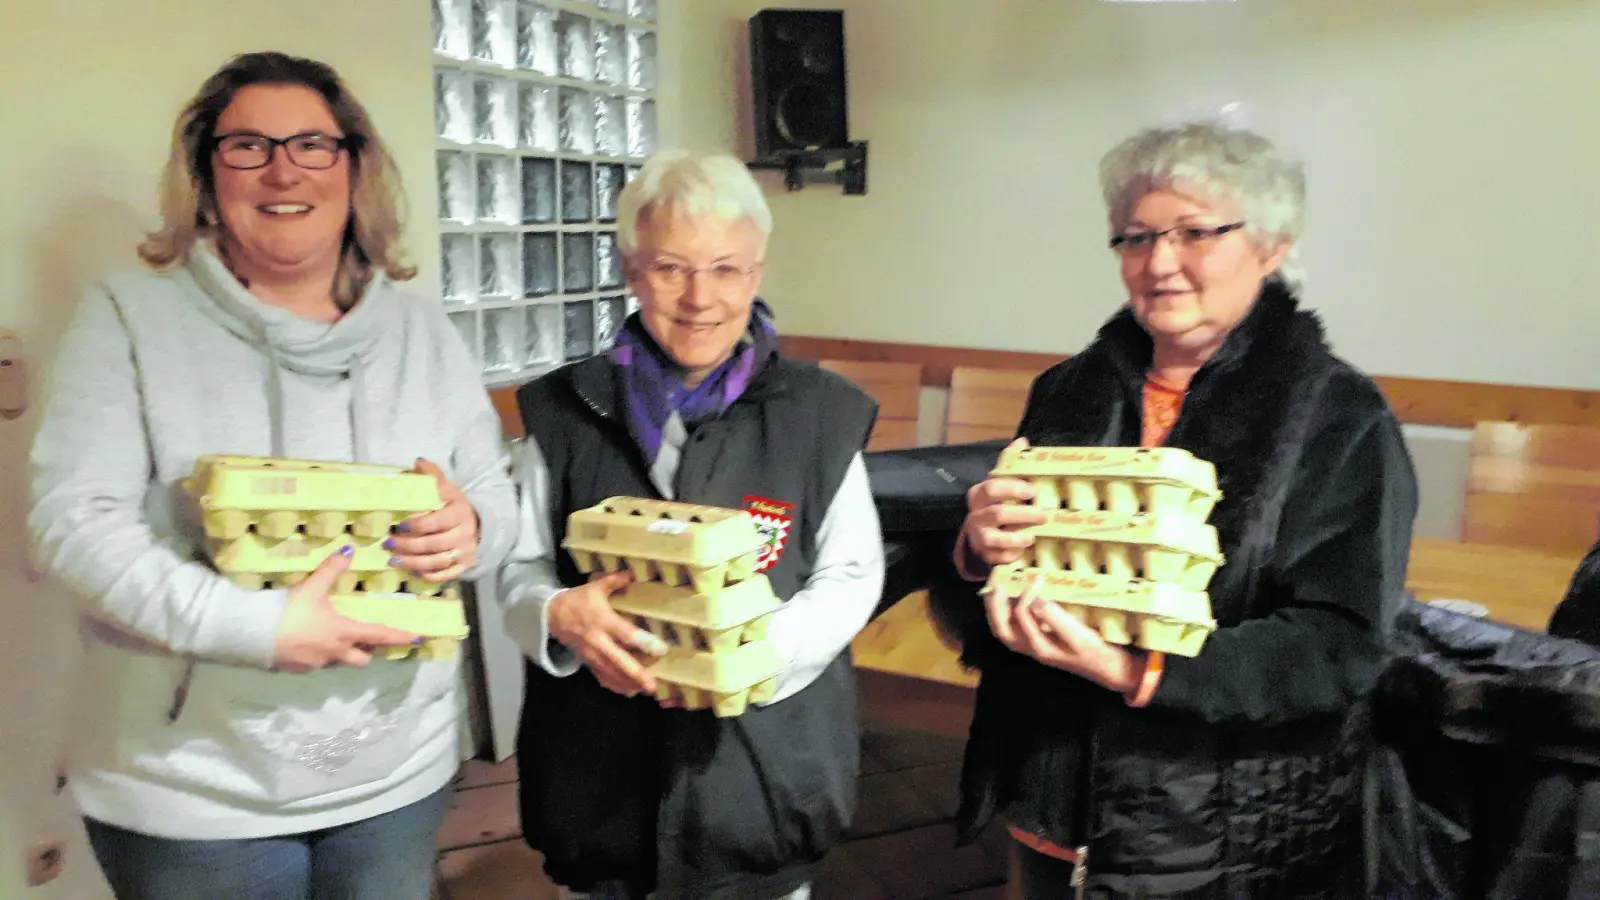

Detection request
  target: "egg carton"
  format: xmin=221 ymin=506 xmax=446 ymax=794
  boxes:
xmin=565 ymin=497 xmax=763 ymax=595
xmin=183 ymin=454 xmax=442 ymax=541
xmin=612 ymin=576 xmax=782 ymax=654
xmin=991 ymin=445 xmax=1221 ymax=519
xmin=649 ymin=639 xmax=785 ymax=717
xmin=986 ymin=566 xmax=1217 ymax=657
xmin=327 ymin=592 xmax=470 ymax=662
xmin=1020 ymin=510 xmax=1224 ymax=591
xmin=209 ymin=532 xmax=446 ymax=596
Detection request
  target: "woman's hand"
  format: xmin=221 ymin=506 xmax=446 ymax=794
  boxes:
xmin=985 ymin=573 xmax=1142 ymax=693
xmin=387 ymin=458 xmax=478 ymax=583
xmin=961 ymin=438 xmax=1049 ymax=567
xmin=273 ymin=548 xmax=420 ymax=673
xmin=547 ymin=571 xmax=670 ymax=697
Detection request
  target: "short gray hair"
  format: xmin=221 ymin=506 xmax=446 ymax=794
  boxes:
xmin=616 ymin=149 xmax=773 ymax=256
xmin=1099 ymin=121 xmax=1306 ymax=294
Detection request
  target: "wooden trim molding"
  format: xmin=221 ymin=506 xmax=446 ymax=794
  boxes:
xmin=778 ymin=335 xmax=1600 ymax=430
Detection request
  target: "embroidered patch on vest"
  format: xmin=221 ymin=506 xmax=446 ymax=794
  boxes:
xmin=743 ymin=495 xmax=794 ymax=573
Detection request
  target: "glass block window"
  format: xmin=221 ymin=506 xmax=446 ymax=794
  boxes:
xmin=433 ymin=0 xmax=655 ymax=384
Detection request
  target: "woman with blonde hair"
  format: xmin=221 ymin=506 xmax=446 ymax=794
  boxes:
xmin=29 ymin=51 xmax=516 ymax=899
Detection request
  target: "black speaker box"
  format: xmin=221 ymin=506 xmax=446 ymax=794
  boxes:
xmin=749 ymin=9 xmax=849 ymax=160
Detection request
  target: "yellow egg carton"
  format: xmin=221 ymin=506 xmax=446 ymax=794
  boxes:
xmin=612 ymin=575 xmax=781 ymax=654
xmin=1019 ymin=510 xmax=1224 ymax=591
xmin=328 ymin=591 xmax=470 ymax=662
xmin=211 ymin=532 xmax=446 ymax=596
xmin=985 ymin=566 xmax=1217 ymax=657
xmin=183 ymin=454 xmax=443 ymax=541
xmin=565 ymin=497 xmax=763 ymax=595
xmin=649 ymin=639 xmax=784 ymax=717
xmin=991 ymin=445 xmax=1221 ymax=518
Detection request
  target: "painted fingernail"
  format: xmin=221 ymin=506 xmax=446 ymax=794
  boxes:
xmin=339 ymin=545 xmax=354 ymax=558
xmin=393 ymin=522 xmax=412 ymax=534
xmin=382 ymin=538 xmax=395 ymax=550
xmin=388 ymin=556 xmax=403 ymax=567
xmin=412 ymin=637 xmax=425 ymax=645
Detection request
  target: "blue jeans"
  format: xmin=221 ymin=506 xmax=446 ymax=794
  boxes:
xmin=84 ymin=785 xmax=450 ymax=900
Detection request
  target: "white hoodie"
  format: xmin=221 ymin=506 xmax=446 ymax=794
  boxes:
xmin=27 ymin=241 xmax=516 ymax=839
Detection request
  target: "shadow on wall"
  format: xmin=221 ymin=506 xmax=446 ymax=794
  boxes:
xmin=0 ymin=152 xmax=148 ymax=899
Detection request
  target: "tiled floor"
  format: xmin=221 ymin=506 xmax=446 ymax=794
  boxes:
xmin=433 ymin=716 xmax=1008 ymax=899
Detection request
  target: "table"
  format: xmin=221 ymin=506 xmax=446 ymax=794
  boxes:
xmin=1404 ymin=538 xmax=1580 ymax=632
xmin=852 ymin=539 xmax=1584 ymax=686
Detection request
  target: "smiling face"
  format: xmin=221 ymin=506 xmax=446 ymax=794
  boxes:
xmin=625 ymin=207 xmax=766 ymax=385
xmin=1117 ymin=187 xmax=1287 ymax=362
xmin=210 ymin=83 xmax=352 ymax=285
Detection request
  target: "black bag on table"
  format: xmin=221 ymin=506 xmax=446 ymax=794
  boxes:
xmin=1372 ymin=600 xmax=1600 ymax=900
xmin=864 ymin=440 xmax=1008 ymax=619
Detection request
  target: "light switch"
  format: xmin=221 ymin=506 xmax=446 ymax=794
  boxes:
xmin=0 ymin=329 xmax=25 ymax=420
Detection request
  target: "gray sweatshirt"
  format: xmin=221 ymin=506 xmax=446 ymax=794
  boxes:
xmin=27 ymin=240 xmax=516 ymax=839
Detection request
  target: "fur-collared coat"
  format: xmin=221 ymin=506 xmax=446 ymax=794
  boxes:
xmin=941 ymin=283 xmax=1419 ymax=899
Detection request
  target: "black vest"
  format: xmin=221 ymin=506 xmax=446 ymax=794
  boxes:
xmin=514 ymin=353 xmax=876 ymax=900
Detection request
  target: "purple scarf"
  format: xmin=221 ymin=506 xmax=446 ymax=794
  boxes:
xmin=607 ymin=299 xmax=778 ymax=464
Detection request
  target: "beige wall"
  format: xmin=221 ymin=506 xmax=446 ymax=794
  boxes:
xmin=667 ymin=0 xmax=1600 ymax=391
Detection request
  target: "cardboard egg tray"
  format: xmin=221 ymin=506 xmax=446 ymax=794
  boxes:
xmin=985 ymin=566 xmax=1217 ymax=657
xmin=564 ymin=497 xmax=764 ymax=595
xmin=649 ymin=639 xmax=785 ymax=718
xmin=327 ymin=591 xmax=469 ymax=661
xmin=183 ymin=454 xmax=443 ymax=541
xmin=612 ymin=576 xmax=782 ymax=654
xmin=1018 ymin=510 xmax=1224 ymax=591
xmin=991 ymin=445 xmax=1221 ymax=519
xmin=212 ymin=532 xmax=446 ymax=596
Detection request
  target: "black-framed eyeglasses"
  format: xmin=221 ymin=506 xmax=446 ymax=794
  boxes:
xmin=1110 ymin=222 xmax=1245 ymax=255
xmin=212 ymin=131 xmax=350 ymax=171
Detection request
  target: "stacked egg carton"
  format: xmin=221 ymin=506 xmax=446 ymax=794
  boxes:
xmin=984 ymin=446 xmax=1225 ymax=657
xmin=564 ymin=496 xmax=784 ymax=716
xmin=183 ymin=454 xmax=470 ymax=661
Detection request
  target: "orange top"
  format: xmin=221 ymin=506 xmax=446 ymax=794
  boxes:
xmin=1140 ymin=371 xmax=1186 ymax=449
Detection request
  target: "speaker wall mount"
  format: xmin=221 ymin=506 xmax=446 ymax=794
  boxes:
xmin=745 ymin=9 xmax=868 ymax=195
xmin=747 ymin=141 xmax=868 ymax=195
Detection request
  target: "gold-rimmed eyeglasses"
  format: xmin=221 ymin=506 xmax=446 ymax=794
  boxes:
xmin=641 ymin=260 xmax=761 ymax=292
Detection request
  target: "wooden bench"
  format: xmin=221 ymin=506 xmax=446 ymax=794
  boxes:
xmin=817 ymin=359 xmax=923 ymax=451
xmin=943 ymin=365 xmax=1037 ymax=443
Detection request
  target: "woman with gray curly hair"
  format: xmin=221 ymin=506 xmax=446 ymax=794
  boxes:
xmin=948 ymin=121 xmax=1419 ymax=898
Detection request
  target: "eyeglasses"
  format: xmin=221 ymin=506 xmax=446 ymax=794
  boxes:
xmin=212 ymin=131 xmax=350 ymax=171
xmin=1110 ymin=222 xmax=1245 ymax=256
xmin=641 ymin=260 xmax=760 ymax=292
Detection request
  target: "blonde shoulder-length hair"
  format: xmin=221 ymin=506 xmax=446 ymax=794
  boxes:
xmin=139 ymin=51 xmax=416 ymax=306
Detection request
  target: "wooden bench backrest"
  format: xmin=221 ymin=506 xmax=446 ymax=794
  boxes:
xmin=818 ymin=359 xmax=923 ymax=451
xmin=944 ymin=365 xmax=1037 ymax=443
xmin=1464 ymin=420 xmax=1600 ymax=554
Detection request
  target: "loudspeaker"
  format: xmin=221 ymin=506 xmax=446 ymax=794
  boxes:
xmin=749 ymin=9 xmax=849 ymax=160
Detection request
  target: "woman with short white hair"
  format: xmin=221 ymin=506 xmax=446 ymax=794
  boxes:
xmin=949 ymin=121 xmax=1419 ymax=898
xmin=497 ymin=149 xmax=885 ymax=900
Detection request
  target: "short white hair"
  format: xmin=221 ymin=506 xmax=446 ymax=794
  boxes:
xmin=1099 ymin=121 xmax=1307 ymax=294
xmin=616 ymin=149 xmax=774 ymax=256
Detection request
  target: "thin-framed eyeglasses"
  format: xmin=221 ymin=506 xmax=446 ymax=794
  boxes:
xmin=1109 ymin=222 xmax=1245 ymax=256
xmin=212 ymin=131 xmax=350 ymax=171
xmin=641 ymin=260 xmax=761 ymax=292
